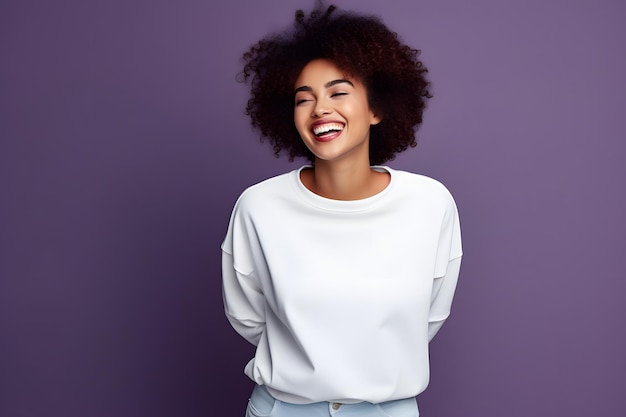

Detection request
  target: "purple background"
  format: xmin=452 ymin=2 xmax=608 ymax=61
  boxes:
xmin=1 ymin=0 xmax=624 ymax=416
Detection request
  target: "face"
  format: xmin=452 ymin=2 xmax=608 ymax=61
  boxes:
xmin=293 ymin=59 xmax=381 ymax=165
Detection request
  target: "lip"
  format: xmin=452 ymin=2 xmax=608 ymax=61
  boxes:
xmin=311 ymin=119 xmax=344 ymax=128
xmin=313 ymin=131 xmax=342 ymax=142
xmin=310 ymin=119 xmax=345 ymax=142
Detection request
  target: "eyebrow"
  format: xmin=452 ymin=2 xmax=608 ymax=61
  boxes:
xmin=294 ymin=79 xmax=354 ymax=94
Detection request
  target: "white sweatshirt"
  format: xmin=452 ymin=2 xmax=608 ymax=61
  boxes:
xmin=222 ymin=166 xmax=462 ymax=404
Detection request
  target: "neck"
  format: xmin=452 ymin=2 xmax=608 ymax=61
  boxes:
xmin=301 ymin=158 xmax=390 ymax=201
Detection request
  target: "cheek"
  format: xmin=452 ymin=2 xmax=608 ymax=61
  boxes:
xmin=293 ymin=110 xmax=308 ymax=133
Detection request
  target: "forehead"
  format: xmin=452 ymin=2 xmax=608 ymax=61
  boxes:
xmin=295 ymin=58 xmax=353 ymax=86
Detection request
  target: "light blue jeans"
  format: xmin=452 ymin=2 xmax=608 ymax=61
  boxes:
xmin=246 ymin=385 xmax=419 ymax=417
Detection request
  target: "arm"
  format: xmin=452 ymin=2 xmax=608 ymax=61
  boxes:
xmin=222 ymin=251 xmax=265 ymax=346
xmin=428 ymin=186 xmax=463 ymax=341
xmin=428 ymin=256 xmax=462 ymax=342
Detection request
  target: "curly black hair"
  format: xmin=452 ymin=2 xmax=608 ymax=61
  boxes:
xmin=239 ymin=3 xmax=431 ymax=165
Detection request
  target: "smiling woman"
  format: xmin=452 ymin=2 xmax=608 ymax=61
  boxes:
xmin=293 ymin=59 xmax=386 ymax=199
xmin=239 ymin=4 xmax=431 ymax=167
xmin=294 ymin=60 xmax=380 ymax=155
xmin=222 ymin=3 xmax=462 ymax=417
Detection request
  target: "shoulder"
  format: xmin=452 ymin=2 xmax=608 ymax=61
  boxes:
xmin=230 ymin=169 xmax=298 ymax=215
xmin=223 ymin=169 xmax=299 ymax=251
xmin=389 ymin=168 xmax=457 ymax=206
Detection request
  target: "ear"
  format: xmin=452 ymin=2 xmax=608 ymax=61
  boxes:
xmin=370 ymin=110 xmax=383 ymax=125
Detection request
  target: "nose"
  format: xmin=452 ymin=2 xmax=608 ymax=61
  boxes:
xmin=312 ymin=98 xmax=331 ymax=117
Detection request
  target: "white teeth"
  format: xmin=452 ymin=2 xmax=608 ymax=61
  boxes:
xmin=313 ymin=123 xmax=344 ymax=136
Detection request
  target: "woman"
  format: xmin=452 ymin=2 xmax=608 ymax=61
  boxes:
xmin=222 ymin=4 xmax=462 ymax=416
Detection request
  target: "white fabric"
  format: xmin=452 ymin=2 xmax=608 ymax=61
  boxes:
xmin=222 ymin=166 xmax=462 ymax=404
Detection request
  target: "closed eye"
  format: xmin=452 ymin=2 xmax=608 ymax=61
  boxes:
xmin=331 ymin=92 xmax=347 ymax=98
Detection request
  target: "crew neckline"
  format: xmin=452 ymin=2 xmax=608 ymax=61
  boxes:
xmin=291 ymin=165 xmax=395 ymax=212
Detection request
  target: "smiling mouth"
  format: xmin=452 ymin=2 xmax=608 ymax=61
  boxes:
xmin=312 ymin=123 xmax=344 ymax=138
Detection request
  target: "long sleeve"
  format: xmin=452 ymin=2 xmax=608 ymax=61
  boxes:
xmin=428 ymin=256 xmax=462 ymax=341
xmin=222 ymin=251 xmax=265 ymax=346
